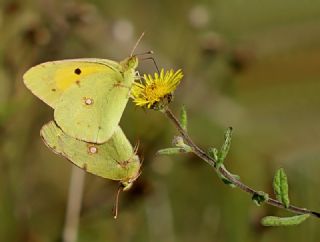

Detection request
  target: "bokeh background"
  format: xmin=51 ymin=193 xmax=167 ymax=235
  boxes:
xmin=1 ymin=0 xmax=320 ymax=241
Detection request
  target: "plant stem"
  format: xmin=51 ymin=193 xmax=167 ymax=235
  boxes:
xmin=164 ymin=108 xmax=320 ymax=218
xmin=63 ymin=166 xmax=86 ymax=242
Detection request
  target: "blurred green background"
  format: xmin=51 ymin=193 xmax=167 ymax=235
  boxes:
xmin=1 ymin=0 xmax=320 ymax=241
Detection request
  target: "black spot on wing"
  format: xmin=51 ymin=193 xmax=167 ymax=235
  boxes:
xmin=74 ymin=68 xmax=81 ymax=75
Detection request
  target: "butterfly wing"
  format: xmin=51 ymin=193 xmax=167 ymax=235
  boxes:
xmin=23 ymin=58 xmax=120 ymax=108
xmin=40 ymin=121 xmax=140 ymax=181
xmin=54 ymin=69 xmax=134 ymax=143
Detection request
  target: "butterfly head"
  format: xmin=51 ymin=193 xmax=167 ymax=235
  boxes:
xmin=120 ymin=154 xmax=142 ymax=191
xmin=120 ymin=56 xmax=138 ymax=71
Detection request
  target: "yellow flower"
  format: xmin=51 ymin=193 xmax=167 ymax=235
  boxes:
xmin=131 ymin=69 xmax=183 ymax=110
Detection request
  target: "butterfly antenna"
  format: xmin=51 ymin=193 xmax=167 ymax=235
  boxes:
xmin=135 ymin=50 xmax=154 ymax=56
xmin=141 ymin=56 xmax=160 ymax=74
xmin=113 ymin=184 xmax=123 ymax=219
xmin=130 ymin=32 xmax=145 ymax=57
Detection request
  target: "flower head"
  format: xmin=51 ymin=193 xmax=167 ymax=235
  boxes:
xmin=131 ymin=69 xmax=183 ymax=110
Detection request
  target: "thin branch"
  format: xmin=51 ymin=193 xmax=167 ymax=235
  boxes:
xmin=63 ymin=166 xmax=86 ymax=242
xmin=164 ymin=108 xmax=320 ymax=218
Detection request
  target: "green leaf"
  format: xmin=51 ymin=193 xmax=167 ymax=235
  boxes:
xmin=157 ymin=147 xmax=186 ymax=155
xmin=216 ymin=167 xmax=239 ymax=188
xmin=208 ymin=127 xmax=233 ymax=169
xmin=261 ymin=214 xmax=310 ymax=226
xmin=252 ymin=191 xmax=269 ymax=206
xmin=219 ymin=127 xmax=232 ymax=162
xmin=221 ymin=177 xmax=236 ymax=188
xmin=208 ymin=128 xmax=238 ymax=188
xmin=208 ymin=147 xmax=219 ymax=162
xmin=172 ymin=136 xmax=192 ymax=152
xmin=180 ymin=105 xmax=187 ymax=131
xmin=273 ymin=168 xmax=290 ymax=208
xmin=214 ymin=127 xmax=233 ymax=168
xmin=173 ymin=136 xmax=185 ymax=147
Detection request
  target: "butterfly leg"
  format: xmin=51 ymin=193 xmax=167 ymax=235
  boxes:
xmin=108 ymin=80 xmax=131 ymax=93
xmin=114 ymin=158 xmax=129 ymax=168
xmin=134 ymin=70 xmax=142 ymax=82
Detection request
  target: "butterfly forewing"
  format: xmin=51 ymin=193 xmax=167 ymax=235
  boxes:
xmin=23 ymin=59 xmax=119 ymax=108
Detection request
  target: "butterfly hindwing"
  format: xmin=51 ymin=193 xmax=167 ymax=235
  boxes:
xmin=40 ymin=121 xmax=140 ymax=181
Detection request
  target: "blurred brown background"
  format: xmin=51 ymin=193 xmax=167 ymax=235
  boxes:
xmin=1 ymin=0 xmax=320 ymax=241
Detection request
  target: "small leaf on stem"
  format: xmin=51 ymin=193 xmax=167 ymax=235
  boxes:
xmin=180 ymin=105 xmax=187 ymax=131
xmin=219 ymin=127 xmax=233 ymax=164
xmin=173 ymin=136 xmax=185 ymax=147
xmin=220 ymin=177 xmax=236 ymax=188
xmin=252 ymin=191 xmax=269 ymax=206
xmin=157 ymin=147 xmax=187 ymax=155
xmin=208 ymin=147 xmax=219 ymax=162
xmin=216 ymin=166 xmax=240 ymax=188
xmin=172 ymin=136 xmax=193 ymax=152
xmin=261 ymin=214 xmax=310 ymax=226
xmin=273 ymin=168 xmax=290 ymax=208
